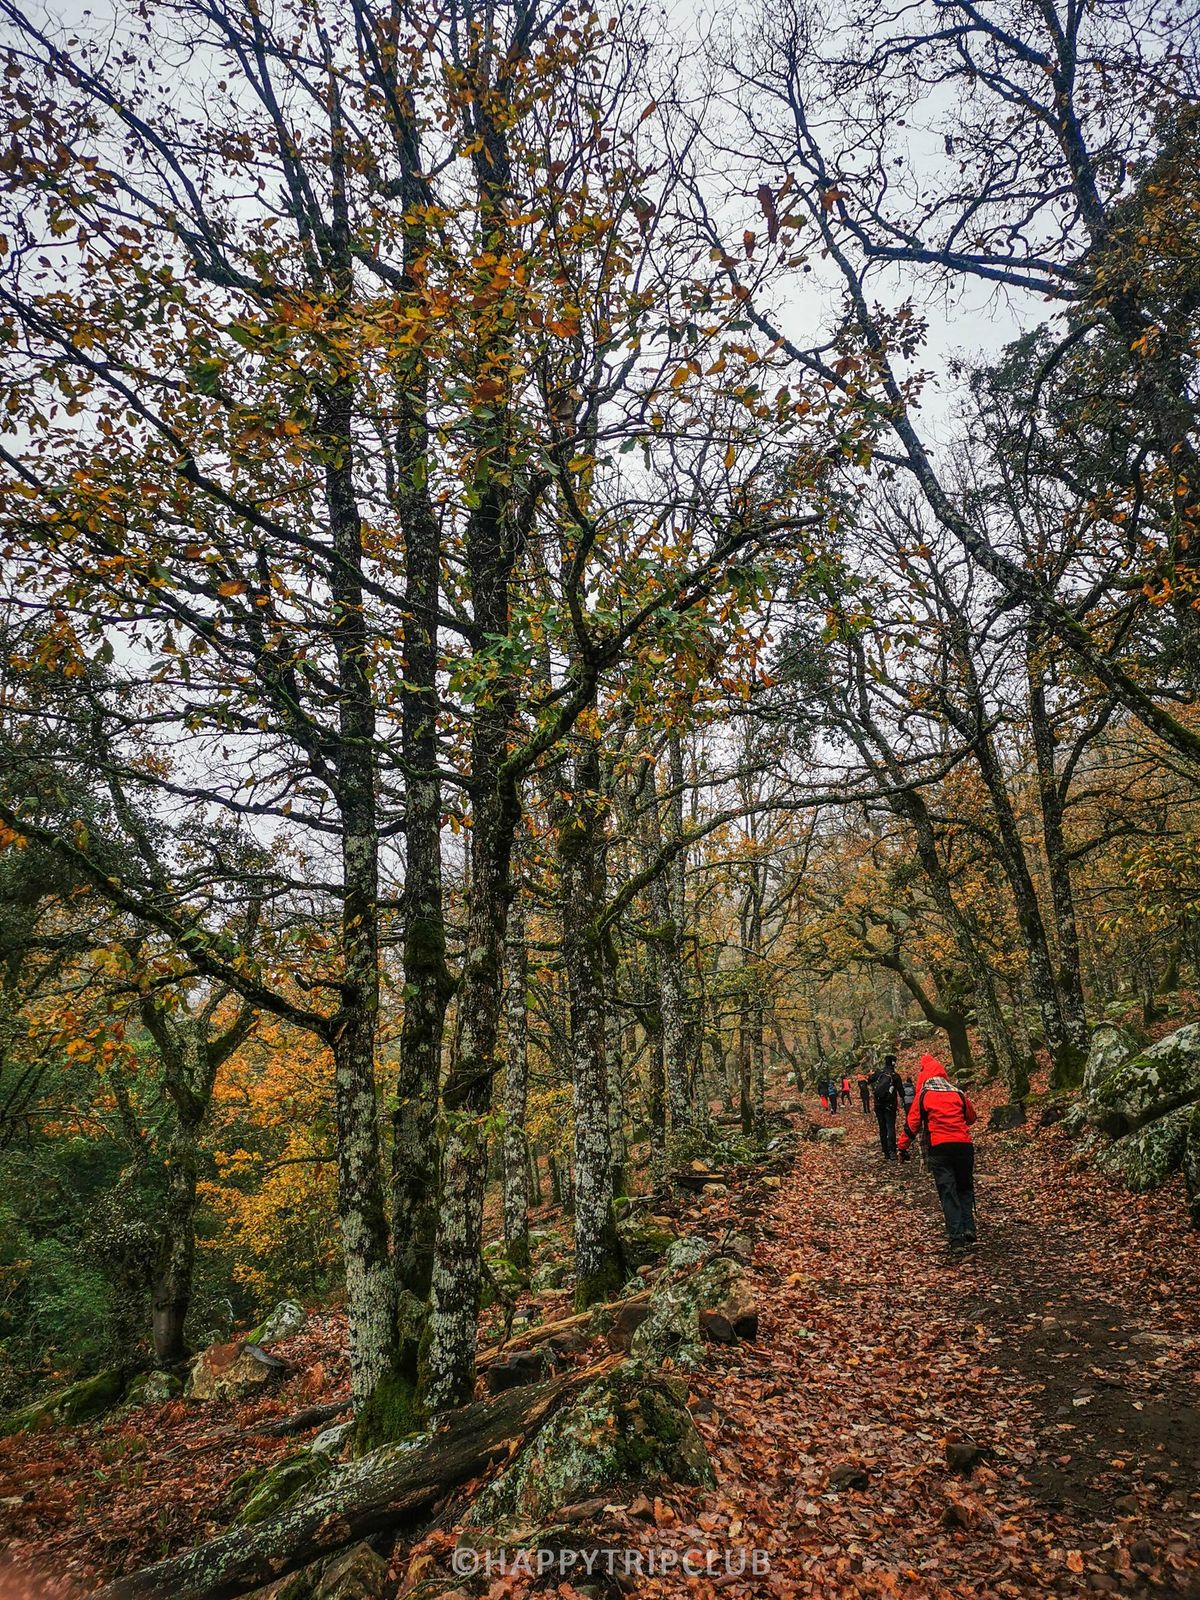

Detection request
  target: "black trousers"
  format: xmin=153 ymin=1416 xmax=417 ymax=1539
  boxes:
xmin=876 ymin=1105 xmax=897 ymax=1158
xmin=860 ymin=1084 xmax=871 ymax=1114
xmin=928 ymin=1141 xmax=976 ymax=1244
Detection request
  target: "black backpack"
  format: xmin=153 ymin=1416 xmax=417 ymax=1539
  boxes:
xmin=873 ymin=1070 xmax=899 ymax=1113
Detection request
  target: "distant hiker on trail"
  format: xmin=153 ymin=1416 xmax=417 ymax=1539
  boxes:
xmin=858 ymin=1070 xmax=871 ymax=1115
xmin=826 ymin=1075 xmax=841 ymax=1114
xmin=873 ymin=1054 xmax=903 ymax=1159
xmin=898 ymin=1056 xmax=978 ymax=1253
xmin=839 ymin=1074 xmax=851 ymax=1108
xmin=819 ymin=1086 xmax=829 ymax=1112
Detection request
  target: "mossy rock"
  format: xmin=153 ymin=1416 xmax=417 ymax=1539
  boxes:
xmin=466 ymin=1360 xmax=712 ymax=1529
xmin=481 ymin=1256 xmax=527 ymax=1309
xmin=235 ymin=1449 xmax=334 ymax=1525
xmin=1060 ymin=1100 xmax=1091 ymax=1137
xmin=247 ymin=1299 xmax=306 ymax=1346
xmin=631 ymin=1255 xmax=757 ymax=1369
xmin=3 ymin=1368 xmax=126 ymax=1436
xmin=1089 ymin=1023 xmax=1200 ymax=1136
xmin=531 ymin=1262 xmax=571 ymax=1292
xmin=120 ymin=1370 xmax=183 ymax=1412
xmin=1082 ymin=1023 xmax=1138 ymax=1098
xmin=615 ymin=1216 xmax=677 ymax=1272
xmin=1094 ymin=1104 xmax=1192 ymax=1194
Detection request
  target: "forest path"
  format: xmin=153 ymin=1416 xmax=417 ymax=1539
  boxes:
xmin=665 ymin=1105 xmax=1200 ymax=1600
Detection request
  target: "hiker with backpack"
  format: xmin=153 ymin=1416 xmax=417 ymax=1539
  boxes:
xmin=897 ymin=1071 xmax=916 ymax=1161
xmin=898 ymin=1055 xmax=978 ymax=1253
xmin=857 ymin=1070 xmax=872 ymax=1115
xmin=872 ymin=1054 xmax=904 ymax=1159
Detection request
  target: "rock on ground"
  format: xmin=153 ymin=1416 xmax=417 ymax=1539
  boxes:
xmin=187 ymin=1339 xmax=283 ymax=1403
xmin=464 ymin=1361 xmax=713 ymax=1530
xmin=631 ymin=1255 xmax=758 ymax=1368
xmin=1082 ymin=1022 xmax=1138 ymax=1097
xmin=2 ymin=1369 xmax=126 ymax=1436
xmin=1088 ymin=1021 xmax=1200 ymax=1136
xmin=1094 ymin=1103 xmax=1193 ymax=1194
xmin=249 ymin=1300 xmax=307 ymax=1346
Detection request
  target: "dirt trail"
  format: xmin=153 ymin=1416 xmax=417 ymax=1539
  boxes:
xmin=3 ymin=1098 xmax=1199 ymax=1600
xmin=655 ymin=1106 xmax=1200 ymax=1600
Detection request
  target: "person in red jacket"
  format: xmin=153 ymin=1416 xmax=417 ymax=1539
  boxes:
xmin=898 ymin=1056 xmax=978 ymax=1251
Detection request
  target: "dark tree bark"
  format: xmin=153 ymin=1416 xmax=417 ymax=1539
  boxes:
xmin=140 ymin=996 xmax=254 ymax=1367
xmin=1026 ymin=626 xmax=1092 ymax=1086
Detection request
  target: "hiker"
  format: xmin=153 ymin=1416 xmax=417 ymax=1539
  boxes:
xmin=857 ymin=1070 xmax=871 ymax=1115
xmin=839 ymin=1073 xmax=851 ymax=1108
xmin=819 ymin=1086 xmax=829 ymax=1113
xmin=898 ymin=1072 xmax=916 ymax=1161
xmin=826 ymin=1075 xmax=841 ymax=1114
xmin=872 ymin=1054 xmax=903 ymax=1159
xmin=898 ymin=1057 xmax=978 ymax=1252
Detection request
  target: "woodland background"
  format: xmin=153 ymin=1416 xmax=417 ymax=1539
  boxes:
xmin=0 ymin=0 xmax=1197 ymax=1528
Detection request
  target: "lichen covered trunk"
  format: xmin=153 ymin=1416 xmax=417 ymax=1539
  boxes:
xmin=559 ymin=737 xmax=621 ymax=1308
xmin=423 ymin=766 xmax=518 ymax=1413
xmin=502 ymin=896 xmax=531 ymax=1273
xmin=327 ymin=374 xmax=397 ymax=1406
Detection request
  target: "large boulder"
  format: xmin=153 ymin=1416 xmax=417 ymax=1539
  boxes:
xmin=465 ymin=1362 xmax=712 ymax=1530
xmin=1088 ymin=1023 xmax=1200 ymax=1137
xmin=2 ymin=1368 xmax=126 ymax=1436
xmin=187 ymin=1337 xmax=287 ymax=1403
xmin=631 ymin=1255 xmax=758 ymax=1369
xmin=1094 ymin=1104 xmax=1193 ymax=1193
xmin=1083 ymin=1023 xmax=1138 ymax=1098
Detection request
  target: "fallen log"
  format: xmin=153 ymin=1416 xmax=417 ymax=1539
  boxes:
xmin=94 ymin=1356 xmax=620 ymax=1600
xmin=257 ymin=1398 xmax=351 ymax=1437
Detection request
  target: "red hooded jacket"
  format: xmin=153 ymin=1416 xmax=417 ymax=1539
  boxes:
xmin=898 ymin=1057 xmax=976 ymax=1150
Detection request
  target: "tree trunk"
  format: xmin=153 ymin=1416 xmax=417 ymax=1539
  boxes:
xmin=422 ymin=762 xmax=518 ymax=1412
xmin=392 ymin=109 xmax=452 ymax=1362
xmin=1026 ymin=627 xmax=1091 ymax=1086
xmin=646 ymin=768 xmax=691 ymax=1135
xmin=321 ymin=278 xmax=398 ymax=1406
xmin=971 ymin=725 xmax=1080 ymax=1090
xmin=151 ymin=1111 xmax=201 ymax=1368
xmin=645 ymin=996 xmax=668 ymax=1185
xmin=140 ymin=1002 xmax=254 ymax=1369
xmin=880 ymin=951 xmax=975 ymax=1080
xmin=558 ymin=736 xmax=621 ymax=1308
xmin=502 ymin=897 xmax=531 ymax=1273
xmin=606 ymin=1006 xmax=628 ymax=1197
